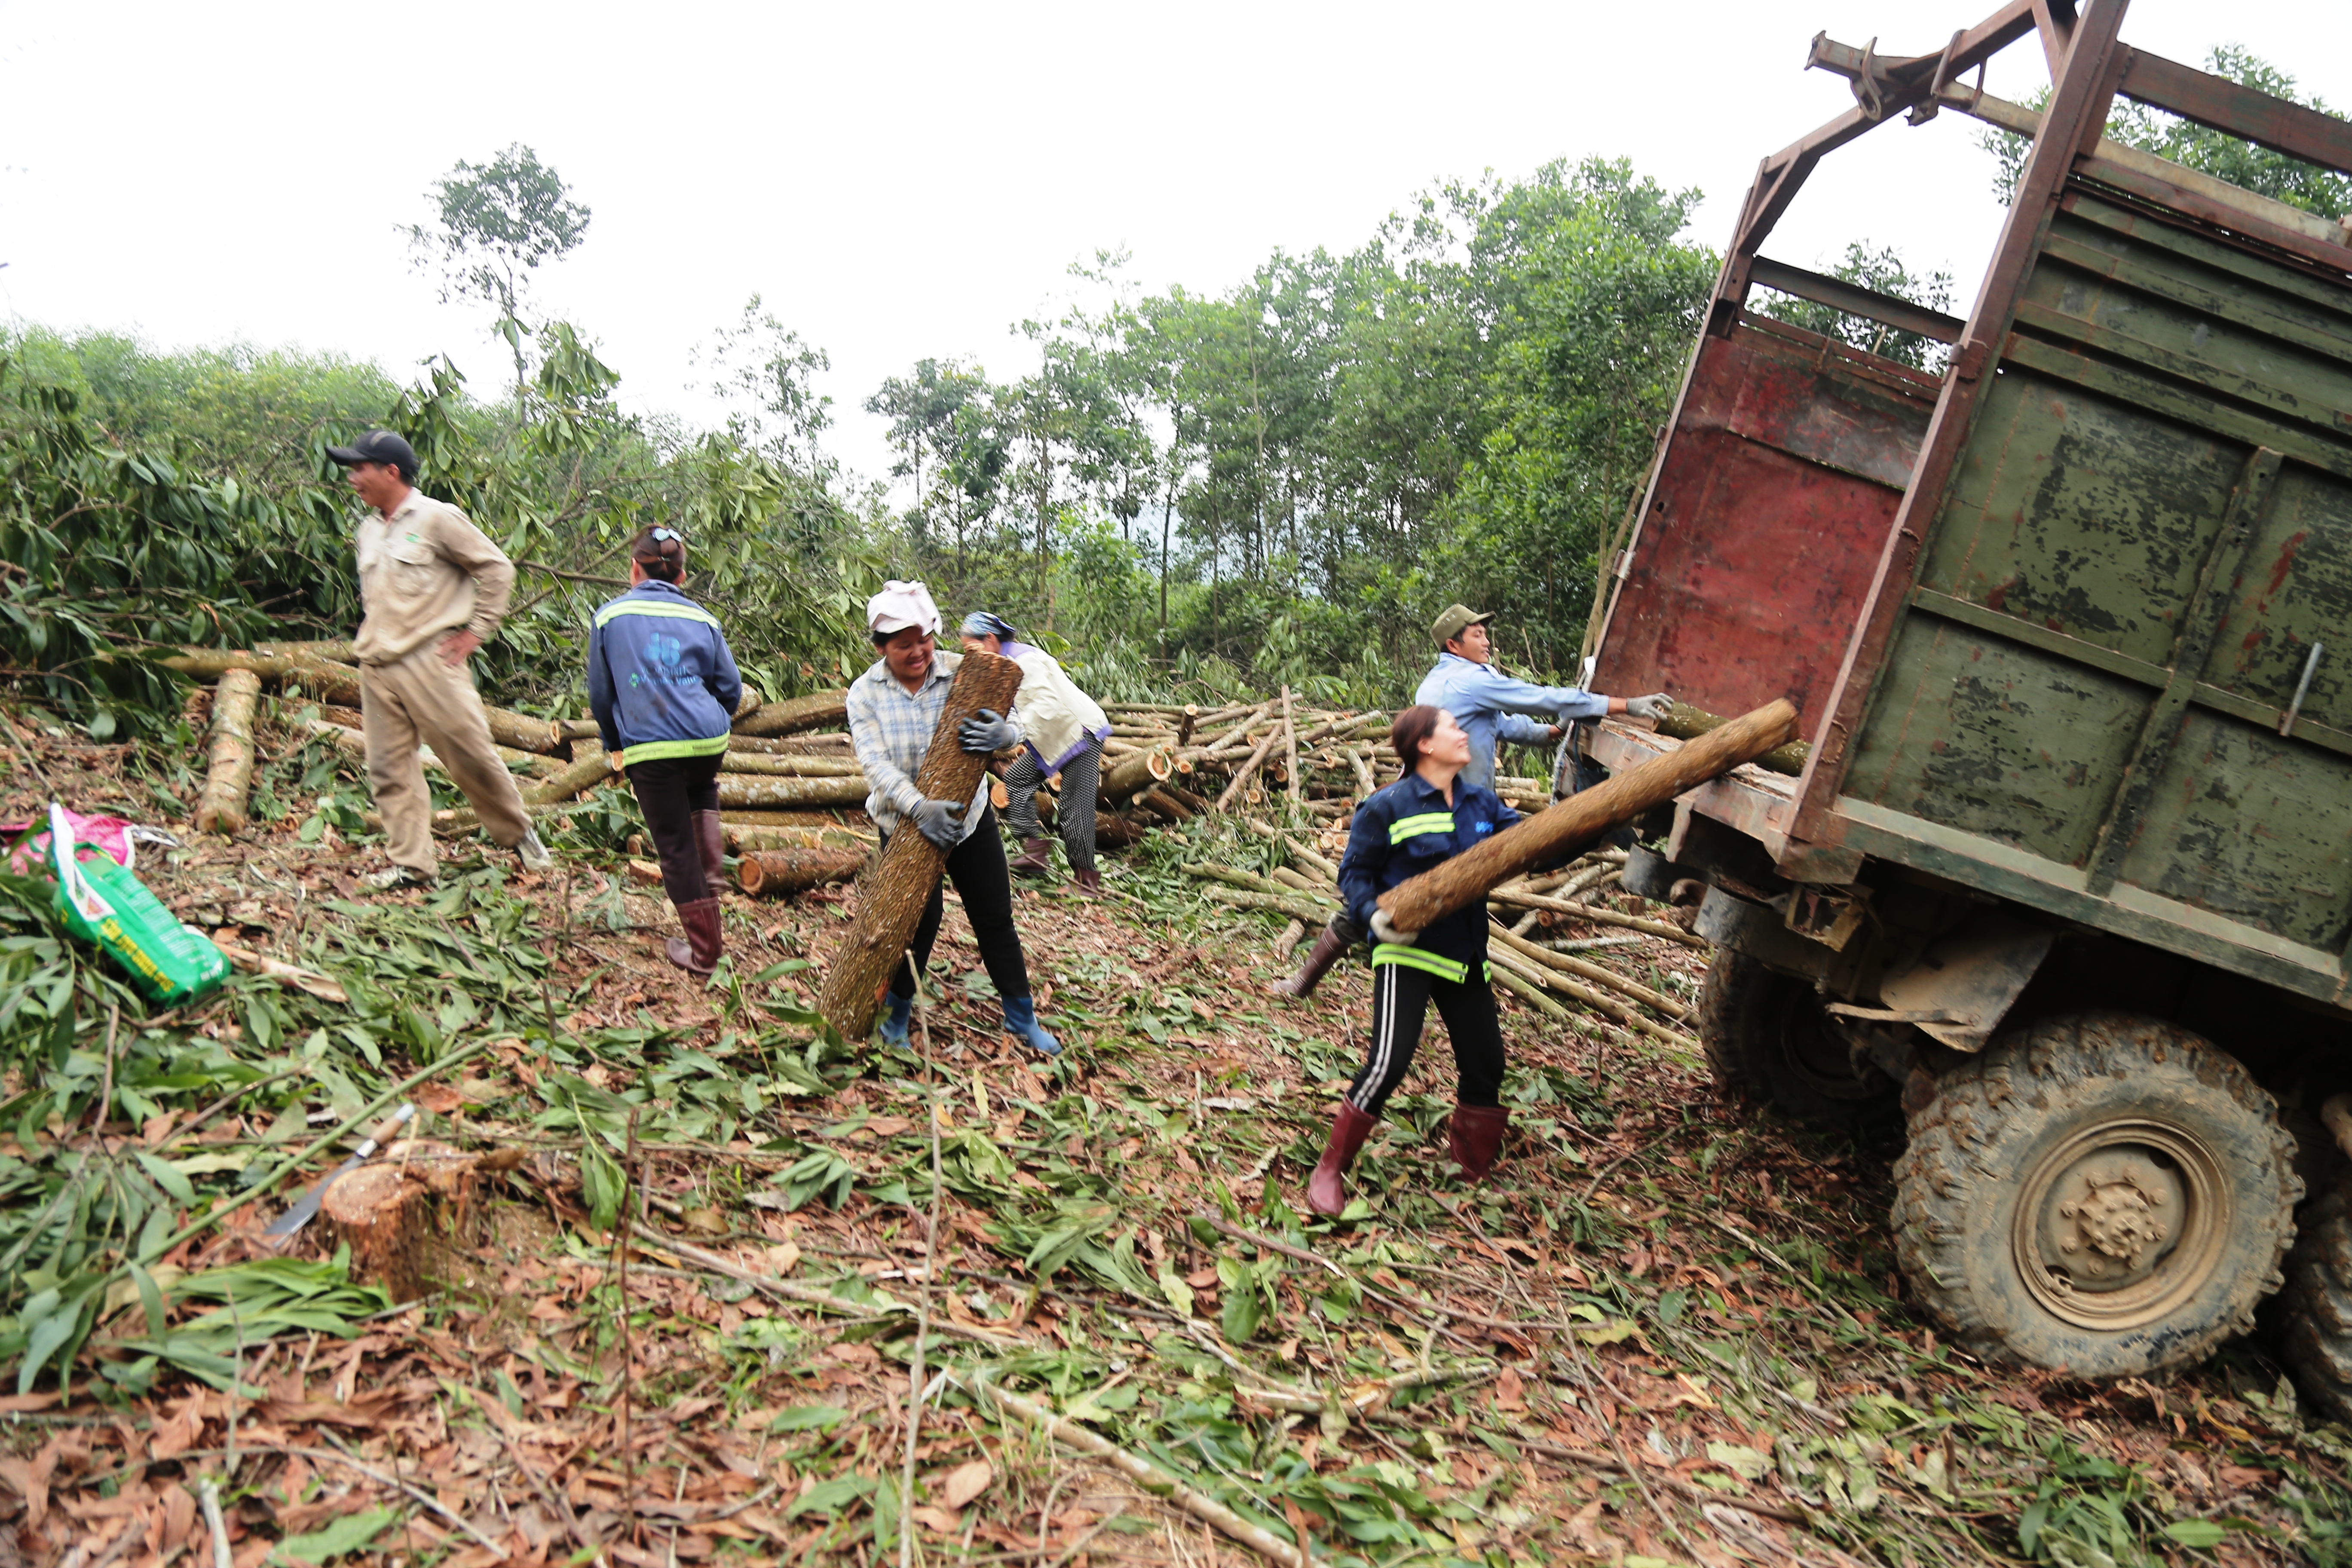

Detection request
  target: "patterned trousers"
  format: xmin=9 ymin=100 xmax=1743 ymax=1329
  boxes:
xmin=1002 ymin=738 xmax=1100 ymax=874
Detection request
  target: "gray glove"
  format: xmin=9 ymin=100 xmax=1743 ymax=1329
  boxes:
xmin=1370 ymin=909 xmax=1420 ymax=946
xmin=1624 ymin=692 xmax=1673 ymax=720
xmin=959 ymin=708 xmax=1020 ymax=754
xmin=910 ymin=798 xmax=966 ymax=848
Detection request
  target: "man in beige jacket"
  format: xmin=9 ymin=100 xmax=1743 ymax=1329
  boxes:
xmin=328 ymin=430 xmax=552 ymax=890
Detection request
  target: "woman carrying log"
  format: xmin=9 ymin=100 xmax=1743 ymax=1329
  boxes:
xmin=587 ymin=527 xmax=742 ymax=976
xmin=848 ymin=583 xmax=1061 ymax=1055
xmin=1308 ymin=704 xmax=1521 ymax=1217
xmin=956 ymin=611 xmax=1112 ymax=896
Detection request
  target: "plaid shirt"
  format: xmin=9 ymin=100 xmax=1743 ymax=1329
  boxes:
xmin=845 ymin=650 xmax=987 ymax=842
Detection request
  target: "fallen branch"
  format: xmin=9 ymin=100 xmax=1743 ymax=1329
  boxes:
xmin=1488 ymin=923 xmax=1687 ymax=1019
xmin=971 ymin=1378 xmax=1308 ymax=1568
xmin=1203 ymin=886 xmax=1333 ymax=923
xmin=207 ymin=939 xmax=348 ymax=1004
xmin=1489 ymin=959 xmax=1572 ymax=1022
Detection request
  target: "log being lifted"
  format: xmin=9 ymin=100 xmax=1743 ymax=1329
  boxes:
xmin=1378 ymin=699 xmax=1800 ymax=935
xmin=1655 ymin=701 xmax=1809 ymax=777
xmin=738 ymin=846 xmax=869 ymax=898
xmin=733 ymin=690 xmax=850 ymax=738
xmin=818 ymin=650 xmax=1025 ymax=1041
xmin=193 ymin=667 xmax=262 ymax=835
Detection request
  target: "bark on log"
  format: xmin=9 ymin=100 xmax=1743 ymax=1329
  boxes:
xmin=817 ymin=651 xmax=1025 ymax=1040
xmin=1656 ymin=701 xmax=1809 ymax=776
xmin=481 ymin=707 xmax=565 ymax=756
xmin=1485 ymin=886 xmax=1706 ymax=946
xmin=1100 ymin=745 xmax=1174 ymax=800
xmin=716 ymin=774 xmax=870 ymax=810
xmin=523 ymin=745 xmax=612 ymax=805
xmin=739 ymin=846 xmax=869 ymax=898
xmin=164 ymin=649 xmax=362 ymax=707
xmin=1487 ymin=922 xmax=1688 ymax=1017
xmin=193 ymin=667 xmax=261 ymax=835
xmin=1279 ymin=685 xmax=1300 ymax=799
xmin=1214 ymin=724 xmax=1286 ymax=811
xmin=726 ymin=732 xmax=853 ymax=754
xmin=1093 ymin=812 xmax=1149 ymax=849
xmin=255 ymin=640 xmax=357 ymax=664
xmin=733 ymin=691 xmax=850 ymax=738
xmin=1378 ymin=699 xmax=1798 ymax=934
xmin=718 ymin=752 xmax=865 ymax=778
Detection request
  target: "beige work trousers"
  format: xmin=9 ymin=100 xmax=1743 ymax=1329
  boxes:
xmin=360 ymin=643 xmax=532 ymax=873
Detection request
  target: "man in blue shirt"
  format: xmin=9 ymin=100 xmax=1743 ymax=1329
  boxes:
xmin=1414 ymin=604 xmax=1669 ymax=792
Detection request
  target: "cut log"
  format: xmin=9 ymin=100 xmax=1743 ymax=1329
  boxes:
xmin=1487 ymin=922 xmax=1688 ymax=1018
xmin=255 ymin=639 xmax=357 ymax=664
xmin=1100 ymin=745 xmax=1174 ymax=800
xmin=1093 ymin=812 xmax=1149 ymax=849
xmin=193 ymin=667 xmax=261 ymax=835
xmin=523 ymin=744 xmax=612 ymax=805
xmin=1377 ymin=699 xmax=1798 ymax=935
xmin=1655 ymin=702 xmax=1810 ymax=777
xmin=1204 ymin=885 xmax=1332 ymax=922
xmin=1214 ymin=725 xmax=1286 ymax=812
xmin=1279 ymin=685 xmax=1300 ymax=798
xmin=733 ymin=690 xmax=850 ymax=738
xmin=718 ymin=752 xmax=865 ymax=778
xmin=1484 ymin=886 xmax=1706 ymax=946
xmin=727 ymin=732 xmax=854 ymax=754
xmin=817 ymin=650 xmax=1025 ymax=1040
xmin=716 ymin=774 xmax=870 ymax=810
xmin=739 ymin=846 xmax=869 ymax=898
xmin=481 ymin=707 xmax=565 ymax=756
xmin=721 ymin=809 xmax=870 ymax=831
xmin=165 ymin=649 xmax=362 ymax=707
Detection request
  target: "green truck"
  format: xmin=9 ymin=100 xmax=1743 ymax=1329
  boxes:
xmin=1585 ymin=0 xmax=2352 ymax=1406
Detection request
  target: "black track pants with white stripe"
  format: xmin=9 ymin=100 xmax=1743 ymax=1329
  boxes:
xmin=1345 ymin=959 xmax=1507 ymax=1118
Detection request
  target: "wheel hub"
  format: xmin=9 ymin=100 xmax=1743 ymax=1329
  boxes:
xmin=2012 ymin=1118 xmax=2226 ymax=1330
xmin=2047 ymin=1159 xmax=2180 ymax=1290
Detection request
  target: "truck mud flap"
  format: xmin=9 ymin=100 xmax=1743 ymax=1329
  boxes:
xmin=1829 ymin=913 xmax=2058 ymax=1053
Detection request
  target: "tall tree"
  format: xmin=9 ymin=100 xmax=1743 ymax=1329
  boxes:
xmin=407 ymin=144 xmax=593 ymax=396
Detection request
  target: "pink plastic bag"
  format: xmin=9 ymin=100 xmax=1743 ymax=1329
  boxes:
xmin=5 ymin=808 xmax=140 ymax=878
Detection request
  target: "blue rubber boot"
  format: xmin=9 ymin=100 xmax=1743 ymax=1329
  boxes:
xmin=878 ymin=992 xmax=913 ymax=1048
xmin=1001 ymin=995 xmax=1061 ymax=1056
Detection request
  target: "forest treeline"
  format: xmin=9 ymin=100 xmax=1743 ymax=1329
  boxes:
xmin=1 ymin=42 xmax=2338 ymax=738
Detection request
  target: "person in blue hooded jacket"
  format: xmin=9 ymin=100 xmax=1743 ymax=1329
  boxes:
xmin=587 ymin=526 xmax=743 ymax=976
xmin=1307 ymin=704 xmax=1523 ymax=1217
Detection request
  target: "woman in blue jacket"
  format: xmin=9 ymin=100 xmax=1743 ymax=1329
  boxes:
xmin=587 ymin=527 xmax=743 ymax=976
xmin=1309 ymin=704 xmax=1520 ymax=1216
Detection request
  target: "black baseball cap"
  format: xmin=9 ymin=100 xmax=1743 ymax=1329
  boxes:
xmin=325 ymin=430 xmax=418 ymax=482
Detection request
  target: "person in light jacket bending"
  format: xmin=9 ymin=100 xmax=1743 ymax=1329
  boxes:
xmin=957 ymin=611 xmax=1112 ymax=897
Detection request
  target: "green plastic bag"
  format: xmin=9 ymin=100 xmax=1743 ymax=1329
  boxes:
xmin=48 ymin=804 xmax=228 ymax=1004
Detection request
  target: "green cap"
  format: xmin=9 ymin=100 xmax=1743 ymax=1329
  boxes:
xmin=1431 ymin=603 xmax=1495 ymax=646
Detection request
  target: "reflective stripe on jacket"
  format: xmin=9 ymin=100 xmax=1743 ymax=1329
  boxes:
xmin=1338 ymin=772 xmax=1522 ymax=982
xmin=585 ymin=582 xmax=744 ymax=762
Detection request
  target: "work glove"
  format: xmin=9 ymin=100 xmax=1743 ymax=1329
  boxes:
xmin=1370 ymin=910 xmax=1420 ymax=946
xmin=1625 ymin=692 xmax=1674 ymax=720
xmin=910 ymin=798 xmax=966 ymax=848
xmin=959 ymin=708 xmax=1020 ymax=754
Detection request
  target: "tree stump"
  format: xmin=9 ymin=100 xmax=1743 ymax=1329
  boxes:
xmin=193 ymin=667 xmax=261 ymax=835
xmin=739 ymin=846 xmax=869 ymax=898
xmin=322 ymin=1139 xmax=478 ymax=1303
xmin=818 ymin=651 xmax=1025 ymax=1040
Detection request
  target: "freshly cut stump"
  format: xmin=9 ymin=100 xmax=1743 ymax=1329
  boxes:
xmin=739 ymin=846 xmax=868 ymax=898
xmin=323 ymin=1138 xmax=478 ymax=1302
xmin=1893 ymin=1011 xmax=2300 ymax=1378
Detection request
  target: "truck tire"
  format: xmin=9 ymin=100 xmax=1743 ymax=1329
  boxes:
xmin=1893 ymin=1012 xmax=2299 ymax=1378
xmin=2275 ymin=1168 xmax=2352 ymax=1424
xmin=1696 ymin=946 xmax=1897 ymax=1130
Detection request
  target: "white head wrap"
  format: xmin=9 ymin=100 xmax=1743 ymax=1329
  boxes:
xmin=866 ymin=579 xmax=941 ymax=636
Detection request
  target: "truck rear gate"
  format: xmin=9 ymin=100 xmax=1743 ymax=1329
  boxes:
xmin=1584 ymin=0 xmax=2352 ymax=1400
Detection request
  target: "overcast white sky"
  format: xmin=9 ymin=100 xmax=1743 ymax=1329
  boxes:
xmin=2 ymin=1 xmax=2347 ymax=493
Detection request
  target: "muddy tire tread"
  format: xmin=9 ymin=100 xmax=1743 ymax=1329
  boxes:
xmin=2277 ymin=1176 xmax=2352 ymax=1422
xmin=1892 ymin=1011 xmax=2298 ymax=1377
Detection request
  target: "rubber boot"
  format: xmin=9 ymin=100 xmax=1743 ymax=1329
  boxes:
xmin=879 ymin=992 xmax=913 ymax=1048
xmin=1447 ymin=1104 xmax=1510 ymax=1183
xmin=1308 ymin=1101 xmax=1378 ymax=1218
xmin=1270 ymin=921 xmax=1351 ymax=999
xmin=1001 ymin=995 xmax=1061 ymax=1056
xmin=664 ymin=898 xmax=723 ymax=976
xmin=1009 ymin=837 xmax=1055 ymax=880
xmin=1070 ymin=867 xmax=1104 ymax=899
xmin=692 ymin=809 xmax=726 ymax=892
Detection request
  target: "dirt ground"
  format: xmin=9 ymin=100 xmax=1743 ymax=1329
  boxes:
xmin=0 ymin=712 xmax=2344 ymax=1568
